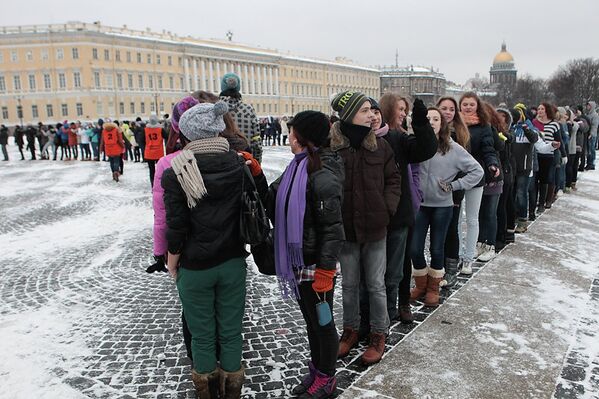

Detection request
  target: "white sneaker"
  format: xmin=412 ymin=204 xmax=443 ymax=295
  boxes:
xmin=475 ymin=242 xmax=484 ymax=258
xmin=460 ymin=261 xmax=473 ymax=275
xmin=478 ymin=244 xmax=496 ymax=262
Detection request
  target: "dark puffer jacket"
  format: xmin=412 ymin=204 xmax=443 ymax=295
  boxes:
xmin=162 ymin=150 xmax=266 ymax=270
xmin=266 ymin=148 xmax=345 ymax=271
xmin=382 ymin=122 xmax=438 ymax=229
xmin=466 ymin=123 xmax=499 ymax=187
xmin=330 ymin=121 xmax=401 ymax=243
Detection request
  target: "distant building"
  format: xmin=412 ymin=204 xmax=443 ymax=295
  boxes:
xmin=489 ymin=42 xmax=517 ymax=86
xmin=0 ymin=21 xmax=380 ymax=125
xmin=380 ymin=65 xmax=446 ymax=105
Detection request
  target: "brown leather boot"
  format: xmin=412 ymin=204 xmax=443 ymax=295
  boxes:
xmin=361 ymin=332 xmax=386 ymax=365
xmin=191 ymin=369 xmax=220 ymax=399
xmin=220 ymin=366 xmax=245 ymax=399
xmin=424 ymin=268 xmax=444 ymax=307
xmin=410 ymin=267 xmax=428 ymax=301
xmin=337 ymin=327 xmax=359 ymax=358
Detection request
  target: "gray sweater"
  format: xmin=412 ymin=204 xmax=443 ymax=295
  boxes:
xmin=419 ymin=139 xmax=484 ymax=207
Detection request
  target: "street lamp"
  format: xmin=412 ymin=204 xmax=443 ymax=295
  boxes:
xmin=15 ymin=95 xmax=23 ymax=127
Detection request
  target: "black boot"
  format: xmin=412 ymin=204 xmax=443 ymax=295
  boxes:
xmin=440 ymin=258 xmax=459 ymax=289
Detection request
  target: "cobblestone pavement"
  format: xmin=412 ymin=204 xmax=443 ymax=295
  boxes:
xmin=0 ymin=147 xmax=597 ymax=398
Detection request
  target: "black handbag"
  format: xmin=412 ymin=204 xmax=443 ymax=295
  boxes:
xmin=239 ymin=164 xmax=270 ymax=246
xmin=251 ymin=232 xmax=276 ymax=276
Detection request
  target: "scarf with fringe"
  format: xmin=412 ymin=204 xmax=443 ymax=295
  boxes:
xmin=461 ymin=113 xmax=480 ymax=126
xmin=274 ymin=150 xmax=308 ymax=299
xmin=170 ymin=137 xmax=230 ymax=208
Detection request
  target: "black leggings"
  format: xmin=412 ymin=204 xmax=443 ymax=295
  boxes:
xmin=444 ymin=205 xmax=461 ymax=261
xmin=147 ymin=160 xmax=156 ymax=187
xmin=297 ymin=281 xmax=338 ymax=376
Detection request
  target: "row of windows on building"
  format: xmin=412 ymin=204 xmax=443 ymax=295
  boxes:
xmin=2 ymin=103 xmax=83 ymax=120
xmin=0 ymin=47 xmax=377 ymax=86
xmin=0 ymin=71 xmax=377 ymax=99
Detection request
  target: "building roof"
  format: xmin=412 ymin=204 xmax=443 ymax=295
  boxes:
xmin=493 ymin=42 xmax=514 ymax=65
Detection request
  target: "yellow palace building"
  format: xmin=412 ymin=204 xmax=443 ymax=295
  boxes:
xmin=0 ymin=21 xmax=380 ymax=126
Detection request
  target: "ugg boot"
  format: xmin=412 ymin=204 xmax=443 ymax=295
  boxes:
xmin=440 ymin=258 xmax=459 ymax=289
xmin=191 ymin=369 xmax=220 ymax=399
xmin=424 ymin=268 xmax=444 ymax=307
xmin=410 ymin=267 xmax=428 ymax=302
xmin=361 ymin=332 xmax=386 ymax=366
xmin=219 ymin=366 xmax=245 ymax=399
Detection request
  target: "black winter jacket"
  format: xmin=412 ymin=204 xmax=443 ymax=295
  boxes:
xmin=265 ymin=148 xmax=345 ymax=271
xmin=0 ymin=126 xmax=8 ymax=145
xmin=162 ymin=150 xmax=267 ymax=270
xmin=382 ymin=122 xmax=438 ymax=229
xmin=466 ymin=123 xmax=499 ymax=187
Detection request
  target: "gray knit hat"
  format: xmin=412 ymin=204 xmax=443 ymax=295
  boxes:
xmin=179 ymin=101 xmax=229 ymax=141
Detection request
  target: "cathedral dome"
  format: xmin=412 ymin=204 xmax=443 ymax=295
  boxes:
xmin=493 ymin=43 xmax=514 ymax=65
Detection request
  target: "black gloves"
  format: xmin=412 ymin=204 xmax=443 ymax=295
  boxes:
xmin=146 ymin=255 xmax=168 ymax=273
xmin=411 ymin=98 xmax=429 ymax=126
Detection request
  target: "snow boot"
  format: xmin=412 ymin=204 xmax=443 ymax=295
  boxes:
xmin=361 ymin=332 xmax=386 ymax=366
xmin=440 ymin=258 xmax=459 ymax=289
xmin=219 ymin=366 xmax=244 ymax=399
xmin=410 ymin=267 xmax=428 ymax=302
xmin=337 ymin=327 xmax=359 ymax=358
xmin=292 ymin=361 xmax=317 ymax=396
xmin=299 ymin=368 xmax=337 ymax=399
xmin=191 ymin=368 xmax=220 ymax=399
xmin=424 ymin=268 xmax=444 ymax=307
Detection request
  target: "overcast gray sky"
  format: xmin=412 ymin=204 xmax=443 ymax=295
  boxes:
xmin=2 ymin=0 xmax=597 ymax=84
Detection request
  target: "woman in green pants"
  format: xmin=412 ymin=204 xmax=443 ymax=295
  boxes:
xmin=162 ymin=100 xmax=266 ymax=398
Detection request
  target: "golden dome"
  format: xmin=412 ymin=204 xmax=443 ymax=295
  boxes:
xmin=493 ymin=43 xmax=514 ymax=64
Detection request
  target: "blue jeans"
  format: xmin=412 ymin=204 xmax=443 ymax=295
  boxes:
xmin=384 ymin=226 xmax=409 ymax=320
xmin=514 ymin=175 xmax=530 ymax=220
xmin=587 ymin=136 xmax=597 ymax=168
xmin=478 ymin=194 xmax=500 ymax=245
xmin=91 ymin=142 xmax=99 ymax=159
xmin=411 ymin=206 xmax=453 ymax=270
xmin=108 ymin=156 xmax=121 ymax=173
xmin=339 ymin=238 xmax=389 ymax=333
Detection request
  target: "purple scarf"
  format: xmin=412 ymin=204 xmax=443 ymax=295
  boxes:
xmin=274 ymin=151 xmax=308 ymax=299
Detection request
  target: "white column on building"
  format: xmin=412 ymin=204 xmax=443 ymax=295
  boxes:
xmin=255 ymin=65 xmax=262 ymax=95
xmin=250 ymin=65 xmax=256 ymax=95
xmin=192 ymin=58 xmax=199 ymax=90
xmin=208 ymin=60 xmax=214 ymax=92
xmin=261 ymin=66 xmax=267 ymax=95
xmin=200 ymin=59 xmax=206 ymax=90
xmin=274 ymin=67 xmax=280 ymax=96
xmin=243 ymin=64 xmax=250 ymax=94
xmin=268 ymin=66 xmax=274 ymax=96
xmin=235 ymin=63 xmax=242 ymax=83
xmin=184 ymin=57 xmax=190 ymax=92
xmin=215 ymin=61 xmax=221 ymax=85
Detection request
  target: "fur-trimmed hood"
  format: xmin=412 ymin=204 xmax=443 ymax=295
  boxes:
xmin=329 ymin=121 xmax=378 ymax=152
xmin=103 ymin=122 xmax=118 ymax=132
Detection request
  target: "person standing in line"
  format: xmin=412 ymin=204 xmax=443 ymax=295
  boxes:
xmin=25 ymin=124 xmax=37 ymax=160
xmin=60 ymin=123 xmax=71 ymax=160
xmin=134 ymin=117 xmax=146 ymax=162
xmin=280 ymin=116 xmax=289 ymax=145
xmin=42 ymin=125 xmax=56 ymax=160
xmin=220 ymin=72 xmax=263 ymax=163
xmin=68 ymin=122 xmax=79 ymax=160
xmin=90 ymin=119 xmax=103 ymax=161
xmin=77 ymin=122 xmax=92 ymax=161
xmin=14 ymin=125 xmax=25 ymax=160
xmin=585 ymin=101 xmax=598 ymax=170
xmin=140 ymin=113 xmax=166 ymax=187
xmin=410 ymin=107 xmax=483 ymax=306
xmin=330 ymin=90 xmax=401 ymax=366
xmin=121 ymin=121 xmax=134 ymax=161
xmin=265 ymin=111 xmax=344 ymax=399
xmin=457 ymin=92 xmax=500 ymax=275
xmin=100 ymin=121 xmax=125 ymax=182
xmin=0 ymin=125 xmax=8 ymax=161
xmin=162 ymin=101 xmax=253 ymax=398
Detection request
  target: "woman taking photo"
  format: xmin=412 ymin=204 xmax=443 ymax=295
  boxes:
xmin=162 ymin=101 xmax=257 ymax=399
xmin=265 ymin=111 xmax=345 ymax=399
xmin=410 ymin=107 xmax=483 ymax=306
xmin=458 ymin=92 xmax=499 ymax=274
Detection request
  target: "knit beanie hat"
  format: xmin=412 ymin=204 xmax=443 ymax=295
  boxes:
xmin=171 ymin=96 xmax=200 ymax=134
xmin=179 ymin=101 xmax=228 ymax=141
xmin=331 ymin=91 xmax=369 ymax=123
xmin=221 ymin=73 xmax=241 ymax=93
xmin=287 ymin=111 xmax=330 ymax=147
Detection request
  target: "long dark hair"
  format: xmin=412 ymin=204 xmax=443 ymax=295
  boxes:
xmin=428 ymin=107 xmax=451 ymax=155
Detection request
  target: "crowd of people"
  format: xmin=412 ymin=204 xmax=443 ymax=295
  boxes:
xmin=1 ymin=70 xmax=598 ymax=399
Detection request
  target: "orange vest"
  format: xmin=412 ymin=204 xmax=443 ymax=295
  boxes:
xmin=103 ymin=129 xmax=122 ymax=157
xmin=144 ymin=127 xmax=164 ymax=160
